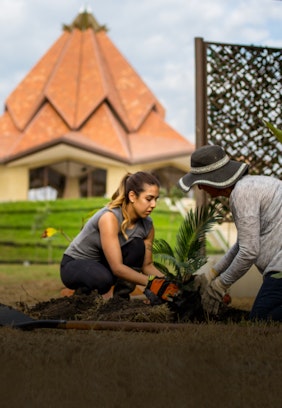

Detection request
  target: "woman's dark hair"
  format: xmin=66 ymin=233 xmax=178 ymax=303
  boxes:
xmin=109 ymin=171 xmax=160 ymax=238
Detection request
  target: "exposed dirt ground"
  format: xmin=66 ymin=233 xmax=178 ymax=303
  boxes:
xmin=1 ymin=279 xmax=282 ymax=408
xmin=18 ymin=289 xmax=251 ymax=325
xmin=0 ymin=265 xmax=252 ymax=325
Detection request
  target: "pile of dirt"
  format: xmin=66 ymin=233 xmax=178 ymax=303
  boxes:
xmin=20 ymin=291 xmax=250 ymax=324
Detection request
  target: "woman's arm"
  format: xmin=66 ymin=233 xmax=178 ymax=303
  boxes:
xmin=214 ymin=241 xmax=239 ymax=274
xmin=98 ymin=212 xmax=149 ymax=286
xmin=142 ymin=226 xmax=164 ymax=277
xmin=219 ymin=216 xmax=260 ymax=286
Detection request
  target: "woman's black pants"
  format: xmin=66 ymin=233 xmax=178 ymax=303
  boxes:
xmin=60 ymin=238 xmax=145 ymax=297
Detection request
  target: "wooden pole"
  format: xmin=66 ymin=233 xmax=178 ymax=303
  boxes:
xmin=58 ymin=320 xmax=192 ymax=332
xmin=194 ymin=37 xmax=208 ymax=209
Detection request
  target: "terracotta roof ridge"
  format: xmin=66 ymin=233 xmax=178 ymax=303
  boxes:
xmin=96 ymin=31 xmax=165 ymax=132
xmin=104 ymin=103 xmax=132 ymax=158
xmin=1 ymin=130 xmax=26 ymax=161
xmin=42 ymin=34 xmax=74 ymax=118
xmin=94 ymin=33 xmax=132 ymax=132
xmin=73 ymin=29 xmax=111 ymax=129
xmin=45 ymin=30 xmax=82 ymax=128
xmin=132 ymin=102 xmax=159 ymax=131
xmin=5 ymin=32 xmax=69 ymax=131
xmin=74 ymin=31 xmax=84 ymax=127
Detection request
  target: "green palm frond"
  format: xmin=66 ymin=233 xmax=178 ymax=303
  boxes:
xmin=153 ymin=204 xmax=221 ymax=288
xmin=263 ymin=120 xmax=282 ymax=143
xmin=153 ymin=238 xmax=177 ymax=279
xmin=153 ymin=261 xmax=171 ymax=276
xmin=152 ymin=238 xmax=174 ymax=257
xmin=153 ymin=254 xmax=180 ymax=281
xmin=175 ymin=205 xmax=221 ymax=262
xmin=179 ymin=255 xmax=207 ymax=278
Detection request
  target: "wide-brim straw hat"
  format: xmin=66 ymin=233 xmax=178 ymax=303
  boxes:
xmin=178 ymin=145 xmax=249 ymax=193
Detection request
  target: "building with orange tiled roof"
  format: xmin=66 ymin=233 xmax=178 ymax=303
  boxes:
xmin=0 ymin=10 xmax=194 ymax=201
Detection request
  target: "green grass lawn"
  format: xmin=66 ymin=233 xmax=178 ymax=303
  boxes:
xmin=0 ymin=263 xmax=59 ymax=282
xmin=0 ymin=197 xmax=185 ymax=264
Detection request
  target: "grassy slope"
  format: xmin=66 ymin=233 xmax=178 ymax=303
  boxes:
xmin=0 ymin=198 xmax=184 ymax=264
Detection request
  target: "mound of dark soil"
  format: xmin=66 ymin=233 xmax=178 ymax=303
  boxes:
xmin=21 ymin=291 xmax=250 ymax=324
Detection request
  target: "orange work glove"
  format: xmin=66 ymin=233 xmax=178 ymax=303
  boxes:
xmin=144 ymin=276 xmax=181 ymax=305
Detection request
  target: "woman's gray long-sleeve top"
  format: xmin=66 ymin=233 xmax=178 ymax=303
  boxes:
xmin=215 ymin=175 xmax=282 ymax=286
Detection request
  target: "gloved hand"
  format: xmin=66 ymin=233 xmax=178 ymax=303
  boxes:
xmin=144 ymin=276 xmax=181 ymax=305
xmin=201 ymin=277 xmax=230 ymax=315
xmin=194 ymin=268 xmax=218 ymax=295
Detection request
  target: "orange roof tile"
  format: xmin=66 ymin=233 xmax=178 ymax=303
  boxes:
xmin=0 ymin=111 xmax=20 ymax=158
xmin=80 ymin=104 xmax=131 ymax=159
xmin=96 ymin=30 xmax=161 ymax=131
xmin=75 ymin=30 xmax=107 ymax=128
xmin=0 ymin=11 xmax=194 ymax=164
xmin=6 ymin=32 xmax=69 ymax=131
xmin=130 ymin=111 xmax=192 ymax=162
xmin=10 ymin=103 xmax=69 ymax=157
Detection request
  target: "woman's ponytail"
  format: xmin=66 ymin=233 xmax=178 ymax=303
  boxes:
xmin=108 ymin=173 xmax=132 ymax=239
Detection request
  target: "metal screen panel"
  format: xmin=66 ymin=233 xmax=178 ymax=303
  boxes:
xmin=195 ymin=38 xmax=282 ymax=220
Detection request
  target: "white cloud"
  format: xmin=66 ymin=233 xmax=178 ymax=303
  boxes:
xmin=0 ymin=0 xmax=281 ymax=143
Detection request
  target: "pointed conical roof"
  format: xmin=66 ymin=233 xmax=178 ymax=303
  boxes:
xmin=0 ymin=11 xmax=193 ymax=164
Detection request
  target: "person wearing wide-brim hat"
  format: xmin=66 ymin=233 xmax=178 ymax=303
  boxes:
xmin=178 ymin=144 xmax=282 ymax=322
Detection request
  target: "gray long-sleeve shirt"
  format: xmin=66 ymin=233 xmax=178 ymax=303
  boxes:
xmin=215 ymin=175 xmax=282 ymax=286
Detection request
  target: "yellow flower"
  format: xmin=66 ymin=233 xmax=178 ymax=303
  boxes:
xmin=41 ymin=227 xmax=58 ymax=238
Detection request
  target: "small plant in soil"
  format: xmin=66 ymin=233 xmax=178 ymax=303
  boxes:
xmin=152 ymin=204 xmax=222 ymax=320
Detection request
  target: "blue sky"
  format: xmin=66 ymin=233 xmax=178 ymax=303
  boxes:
xmin=0 ymin=0 xmax=281 ymax=143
